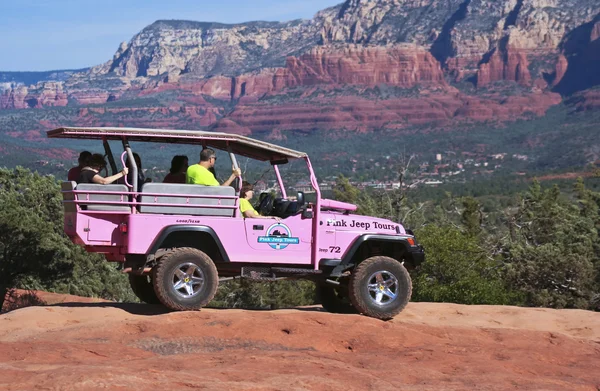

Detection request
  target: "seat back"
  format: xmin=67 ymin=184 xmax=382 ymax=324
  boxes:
xmin=61 ymin=181 xmax=78 ymax=213
xmin=75 ymin=184 xmax=131 ymax=211
xmin=139 ymin=183 xmax=236 ymax=217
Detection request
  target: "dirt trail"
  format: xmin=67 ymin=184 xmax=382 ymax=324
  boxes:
xmin=1 ymin=298 xmax=599 ymax=390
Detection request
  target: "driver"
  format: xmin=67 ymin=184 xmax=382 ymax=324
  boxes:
xmin=240 ymin=181 xmax=279 ymax=220
xmin=186 ymin=148 xmax=241 ymax=187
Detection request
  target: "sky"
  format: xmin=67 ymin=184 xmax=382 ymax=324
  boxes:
xmin=0 ymin=0 xmax=342 ymax=72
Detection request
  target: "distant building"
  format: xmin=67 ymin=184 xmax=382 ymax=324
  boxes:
xmin=435 ymin=154 xmax=442 ymax=162
xmin=319 ymin=183 xmax=332 ymax=191
xmin=293 ymin=181 xmax=313 ymax=193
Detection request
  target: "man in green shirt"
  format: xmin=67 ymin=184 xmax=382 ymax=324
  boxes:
xmin=186 ymin=148 xmax=241 ymax=186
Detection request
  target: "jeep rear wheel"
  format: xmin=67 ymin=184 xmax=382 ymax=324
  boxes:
xmin=316 ymin=281 xmax=357 ymax=314
xmin=152 ymin=248 xmax=218 ymax=311
xmin=128 ymin=274 xmax=160 ymax=304
xmin=348 ymin=256 xmax=412 ymax=320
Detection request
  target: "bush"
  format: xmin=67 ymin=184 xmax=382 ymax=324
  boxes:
xmin=0 ymin=167 xmax=136 ymax=309
xmin=412 ymin=225 xmax=518 ymax=305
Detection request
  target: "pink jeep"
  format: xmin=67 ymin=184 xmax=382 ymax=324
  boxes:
xmin=49 ymin=127 xmax=424 ymax=320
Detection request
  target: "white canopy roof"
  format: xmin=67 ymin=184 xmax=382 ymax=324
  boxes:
xmin=47 ymin=126 xmax=307 ymax=162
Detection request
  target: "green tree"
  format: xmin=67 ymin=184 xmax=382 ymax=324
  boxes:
xmin=333 ymin=175 xmax=375 ymax=215
xmin=0 ymin=167 xmax=136 ymax=311
xmin=412 ymin=225 xmax=515 ymax=305
xmin=502 ymin=181 xmax=597 ymax=309
xmin=0 ymin=167 xmax=74 ymax=310
xmin=461 ymin=197 xmax=483 ymax=238
xmin=574 ymin=177 xmax=600 ymax=310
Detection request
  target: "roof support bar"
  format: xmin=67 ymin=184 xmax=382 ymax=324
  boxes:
xmin=227 ymin=144 xmax=242 ymax=196
xmin=122 ymin=138 xmax=137 ymax=195
xmin=102 ymin=137 xmax=117 ymax=175
xmin=306 ymin=156 xmax=321 ymax=269
xmin=273 ymin=164 xmax=287 ymax=199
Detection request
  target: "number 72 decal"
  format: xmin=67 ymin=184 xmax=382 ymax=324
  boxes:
xmin=329 ymin=246 xmax=341 ymax=253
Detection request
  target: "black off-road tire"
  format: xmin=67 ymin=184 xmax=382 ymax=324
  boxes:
xmin=316 ymin=281 xmax=357 ymax=314
xmin=152 ymin=248 xmax=219 ymax=311
xmin=348 ymin=256 xmax=412 ymax=320
xmin=128 ymin=274 xmax=161 ymax=304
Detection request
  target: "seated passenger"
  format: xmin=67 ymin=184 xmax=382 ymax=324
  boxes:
xmin=78 ymin=154 xmax=128 ymax=185
xmin=163 ymin=155 xmax=188 ymax=184
xmin=186 ymin=148 xmax=240 ymax=187
xmin=239 ymin=181 xmax=279 ymax=220
xmin=67 ymin=151 xmax=91 ymax=181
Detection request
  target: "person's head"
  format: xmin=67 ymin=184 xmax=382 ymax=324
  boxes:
xmin=78 ymin=151 xmax=92 ymax=167
xmin=170 ymin=155 xmax=189 ymax=174
xmin=200 ymin=148 xmax=217 ymax=167
xmin=87 ymin=154 xmax=107 ymax=171
xmin=126 ymin=152 xmax=142 ymax=169
xmin=240 ymin=181 xmax=254 ymax=200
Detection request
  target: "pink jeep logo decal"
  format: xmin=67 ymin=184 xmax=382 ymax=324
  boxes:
xmin=258 ymin=223 xmax=300 ymax=250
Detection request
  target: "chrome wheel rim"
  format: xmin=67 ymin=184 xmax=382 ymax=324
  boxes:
xmin=366 ymin=271 xmax=398 ymax=306
xmin=171 ymin=262 xmax=205 ymax=298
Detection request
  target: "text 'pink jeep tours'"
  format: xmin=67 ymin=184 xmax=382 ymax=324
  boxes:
xmin=48 ymin=127 xmax=425 ymax=320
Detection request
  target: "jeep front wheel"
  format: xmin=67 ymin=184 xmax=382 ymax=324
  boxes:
xmin=348 ymin=256 xmax=412 ymax=320
xmin=152 ymin=248 xmax=219 ymax=311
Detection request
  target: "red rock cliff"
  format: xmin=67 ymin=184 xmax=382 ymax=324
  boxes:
xmin=284 ymin=45 xmax=446 ymax=89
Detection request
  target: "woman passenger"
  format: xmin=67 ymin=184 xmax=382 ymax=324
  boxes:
xmin=163 ymin=155 xmax=188 ymax=184
xmin=239 ymin=181 xmax=279 ymax=220
xmin=77 ymin=154 xmax=129 ymax=185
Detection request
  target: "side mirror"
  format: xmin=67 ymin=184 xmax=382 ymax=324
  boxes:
xmin=302 ymin=210 xmax=313 ymax=219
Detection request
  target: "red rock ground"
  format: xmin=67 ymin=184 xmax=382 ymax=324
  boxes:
xmin=0 ymin=293 xmax=599 ymax=391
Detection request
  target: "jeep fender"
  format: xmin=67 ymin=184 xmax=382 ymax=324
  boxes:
xmin=327 ymin=234 xmax=424 ymax=277
xmin=149 ymin=225 xmax=230 ymax=262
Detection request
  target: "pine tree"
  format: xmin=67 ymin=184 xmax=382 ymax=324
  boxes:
xmin=502 ymin=180 xmax=597 ymax=309
xmin=0 ymin=167 xmax=136 ymax=311
xmin=461 ymin=197 xmax=483 ymax=238
xmin=412 ymin=225 xmax=514 ymax=305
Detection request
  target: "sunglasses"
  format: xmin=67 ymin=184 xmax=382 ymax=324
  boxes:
xmin=210 ymin=156 xmax=217 ymax=161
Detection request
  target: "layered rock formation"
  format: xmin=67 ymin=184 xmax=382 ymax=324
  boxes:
xmin=553 ymin=14 xmax=600 ymax=94
xmin=476 ymin=49 xmax=531 ymax=87
xmin=91 ymin=20 xmax=320 ymax=78
xmin=1 ymin=0 xmax=599 ymax=134
xmin=284 ymin=45 xmax=446 ymax=88
xmin=226 ymin=90 xmax=562 ymax=134
xmin=0 ymin=85 xmax=29 ymax=109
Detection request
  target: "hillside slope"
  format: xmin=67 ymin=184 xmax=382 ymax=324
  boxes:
xmin=1 ymin=300 xmax=599 ymax=390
